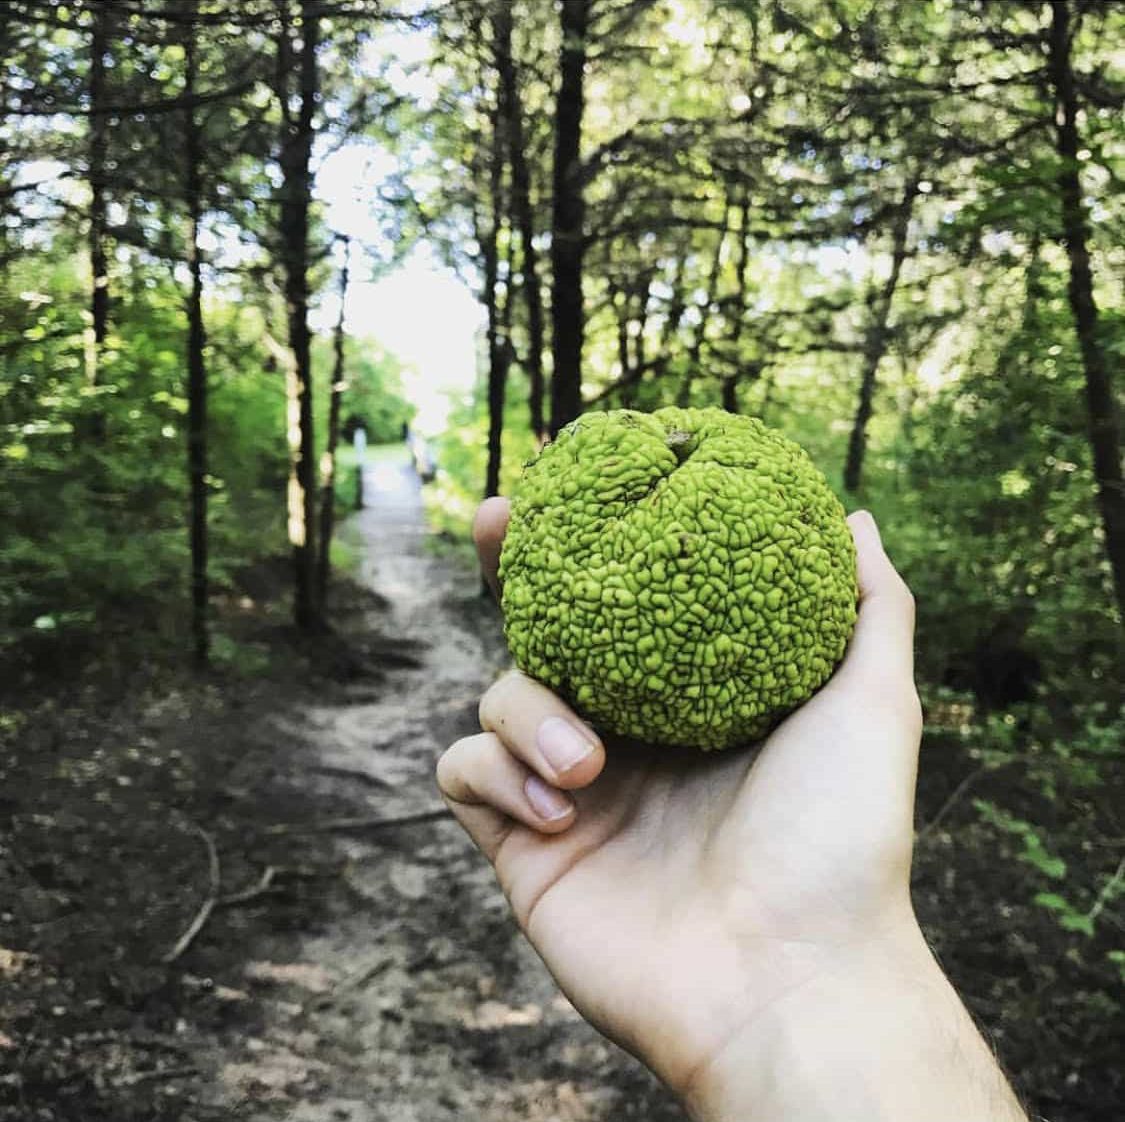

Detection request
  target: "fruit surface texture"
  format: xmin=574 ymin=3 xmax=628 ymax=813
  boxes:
xmin=499 ymin=407 xmax=858 ymax=750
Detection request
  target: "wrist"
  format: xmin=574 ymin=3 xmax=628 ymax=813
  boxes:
xmin=680 ymin=919 xmax=1025 ymax=1122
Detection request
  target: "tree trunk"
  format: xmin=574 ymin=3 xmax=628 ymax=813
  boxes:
xmin=1047 ymin=0 xmax=1125 ymax=617
xmin=677 ymin=199 xmax=730 ymax=407
xmin=483 ymin=34 xmax=508 ymax=500
xmin=548 ymin=0 xmax=590 ymax=436
xmin=640 ymin=249 xmax=690 ymax=399
xmin=843 ymin=177 xmax=918 ymax=493
xmin=85 ymin=1 xmax=110 ymax=439
xmin=717 ymin=190 xmax=752 ymax=414
xmin=721 ymin=375 xmax=738 ymax=414
xmin=277 ymin=0 xmax=320 ymax=630
xmin=610 ymin=278 xmax=631 ymax=385
xmin=316 ymin=237 xmax=349 ymax=609
xmin=184 ymin=16 xmax=209 ymax=667
xmin=494 ymin=1 xmax=546 ymax=445
xmin=626 ymin=270 xmax=653 ymax=407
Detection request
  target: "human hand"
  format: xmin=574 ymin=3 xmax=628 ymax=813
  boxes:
xmin=438 ymin=501 xmax=1025 ymax=1121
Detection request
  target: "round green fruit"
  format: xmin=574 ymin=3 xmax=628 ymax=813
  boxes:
xmin=498 ymin=407 xmax=858 ymax=751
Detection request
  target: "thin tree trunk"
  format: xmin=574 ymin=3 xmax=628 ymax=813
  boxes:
xmin=677 ymin=199 xmax=730 ymax=407
xmin=1047 ymin=0 xmax=1125 ymax=617
xmin=277 ymin=0 xmax=320 ymax=630
xmin=626 ymin=270 xmax=652 ymax=408
xmin=85 ymin=1 xmax=110 ymax=438
xmin=549 ymin=0 xmax=590 ymax=436
xmin=843 ymin=177 xmax=918 ymax=493
xmin=316 ymin=237 xmax=349 ymax=609
xmin=494 ymin=1 xmax=546 ymax=445
xmin=759 ymin=367 xmax=774 ymax=424
xmin=718 ymin=190 xmax=752 ymax=413
xmin=483 ymin=42 xmax=508 ymax=500
xmin=649 ymin=250 xmax=690 ymax=395
xmin=721 ymin=376 xmax=738 ymax=414
xmin=610 ymin=277 xmax=631 ymax=386
xmin=184 ymin=15 xmax=208 ymax=667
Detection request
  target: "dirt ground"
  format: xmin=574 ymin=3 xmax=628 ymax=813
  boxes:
xmin=1 ymin=455 xmax=684 ymax=1122
xmin=2 ymin=452 xmax=1120 ymax=1121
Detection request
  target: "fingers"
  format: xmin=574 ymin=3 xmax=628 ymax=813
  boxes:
xmin=478 ymin=671 xmax=606 ymax=790
xmin=832 ymin=511 xmax=920 ymax=725
xmin=437 ymin=732 xmax=576 ymax=861
xmin=437 ymin=671 xmax=606 ymax=863
xmin=473 ymin=496 xmax=510 ymax=600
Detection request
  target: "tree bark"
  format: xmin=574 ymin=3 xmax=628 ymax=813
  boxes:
xmin=494 ymin=1 xmax=546 ymax=445
xmin=482 ymin=32 xmax=508 ymax=500
xmin=610 ymin=277 xmax=631 ymax=386
xmin=85 ymin=0 xmax=110 ymax=439
xmin=721 ymin=375 xmax=738 ymax=414
xmin=316 ymin=237 xmax=349 ymax=609
xmin=184 ymin=13 xmax=209 ymax=667
xmin=717 ymin=190 xmax=752 ymax=413
xmin=549 ymin=0 xmax=590 ymax=436
xmin=1047 ymin=0 xmax=1125 ymax=617
xmin=277 ymin=0 xmax=321 ymax=630
xmin=677 ymin=198 xmax=730 ymax=407
xmin=843 ymin=177 xmax=918 ymax=493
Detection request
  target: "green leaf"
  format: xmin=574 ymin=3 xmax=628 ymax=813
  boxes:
xmin=1059 ymin=914 xmax=1095 ymax=937
xmin=1033 ymin=892 xmax=1069 ymax=912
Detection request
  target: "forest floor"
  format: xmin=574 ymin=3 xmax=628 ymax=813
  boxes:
xmin=1 ymin=449 xmax=1119 ymax=1121
xmin=1 ymin=449 xmax=683 ymax=1122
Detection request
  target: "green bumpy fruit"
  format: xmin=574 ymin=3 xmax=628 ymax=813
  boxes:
xmin=498 ymin=407 xmax=858 ymax=751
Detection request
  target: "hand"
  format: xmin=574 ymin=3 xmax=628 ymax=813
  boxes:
xmin=438 ymin=502 xmax=1025 ymax=1121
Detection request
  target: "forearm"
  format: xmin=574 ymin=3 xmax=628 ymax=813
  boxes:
xmin=681 ymin=925 xmax=1027 ymax=1122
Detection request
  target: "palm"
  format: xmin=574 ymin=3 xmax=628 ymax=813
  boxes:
xmin=490 ymin=682 xmax=917 ymax=1086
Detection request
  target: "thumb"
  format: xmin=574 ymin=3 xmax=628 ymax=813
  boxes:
xmin=833 ymin=510 xmax=919 ymax=712
xmin=473 ymin=496 xmax=510 ymax=602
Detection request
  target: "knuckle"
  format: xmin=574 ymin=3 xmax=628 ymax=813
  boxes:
xmin=477 ymin=670 xmax=523 ymax=731
xmin=434 ymin=751 xmax=454 ymax=795
xmin=436 ymin=734 xmax=478 ymax=785
xmin=436 ymin=734 xmax=497 ymax=802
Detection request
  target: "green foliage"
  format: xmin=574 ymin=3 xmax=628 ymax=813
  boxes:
xmin=0 ymin=250 xmax=415 ymax=655
xmin=974 ymin=798 xmax=1068 ymax=881
xmin=312 ymin=335 xmax=415 ymax=445
xmin=424 ymin=377 xmax=539 ymax=539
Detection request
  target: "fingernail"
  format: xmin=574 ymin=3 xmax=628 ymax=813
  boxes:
xmin=524 ymin=774 xmax=574 ymax=821
xmin=537 ymin=716 xmax=595 ymax=775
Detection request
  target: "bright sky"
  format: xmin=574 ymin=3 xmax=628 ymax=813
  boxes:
xmin=310 ymin=139 xmax=481 ymax=437
xmin=309 ymin=21 xmax=481 ymax=438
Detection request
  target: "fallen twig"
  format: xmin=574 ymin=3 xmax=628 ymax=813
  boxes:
xmin=264 ymin=807 xmax=451 ymax=836
xmin=313 ymin=766 xmax=392 ymax=790
xmin=115 ymin=1065 xmax=199 ymax=1087
xmin=916 ymin=758 xmax=1021 ymax=841
xmin=314 ymin=954 xmax=394 ymax=1009
xmin=1085 ymin=855 xmax=1125 ymax=926
xmin=218 ymin=865 xmax=277 ymax=906
xmin=163 ymin=824 xmax=221 ymax=964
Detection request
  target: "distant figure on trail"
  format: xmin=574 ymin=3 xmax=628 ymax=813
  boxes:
xmin=437 ymin=501 xmax=1029 ymax=1122
xmin=352 ymin=425 xmax=366 ymax=509
xmin=405 ymin=425 xmax=436 ymax=484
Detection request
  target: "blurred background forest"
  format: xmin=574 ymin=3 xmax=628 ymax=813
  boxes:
xmin=1 ymin=0 xmax=1123 ymax=1119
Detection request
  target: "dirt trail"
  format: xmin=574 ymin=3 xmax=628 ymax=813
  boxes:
xmin=196 ymin=454 xmax=684 ymax=1121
